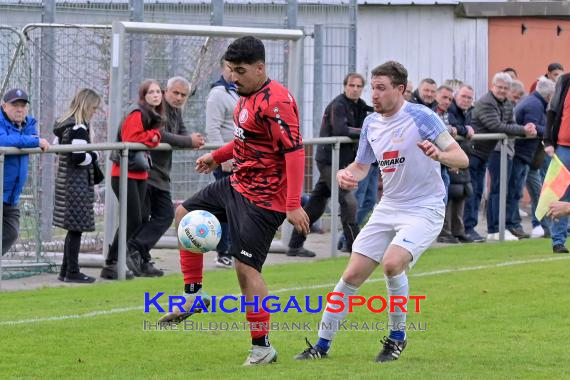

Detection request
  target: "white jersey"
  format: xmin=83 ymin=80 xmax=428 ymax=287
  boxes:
xmin=355 ymin=101 xmax=446 ymax=209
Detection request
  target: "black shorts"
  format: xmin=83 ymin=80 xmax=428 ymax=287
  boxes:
xmin=181 ymin=177 xmax=285 ymax=272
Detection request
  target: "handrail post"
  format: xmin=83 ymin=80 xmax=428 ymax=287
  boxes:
xmin=330 ymin=140 xmax=340 ymax=257
xmin=0 ymin=153 xmax=4 ymax=289
xmin=117 ymin=147 xmax=129 ymax=280
xmin=498 ymin=137 xmax=508 ymax=242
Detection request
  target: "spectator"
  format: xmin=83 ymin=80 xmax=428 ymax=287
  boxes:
xmin=435 ymin=85 xmax=455 ymax=206
xmin=403 ymin=80 xmax=414 ymax=101
xmin=205 ymin=60 xmax=239 ymax=268
xmin=464 ymin=72 xmax=536 ymax=242
xmin=543 ymin=72 xmax=570 ymax=253
xmin=438 ymin=84 xmax=475 ymax=243
xmin=410 ymin=78 xmax=437 ymax=111
xmin=52 ymin=88 xmax=102 ymax=283
xmin=127 ymin=76 xmax=205 ymax=277
xmin=513 ymin=78 xmax=555 ymax=239
xmin=503 ymin=67 xmax=518 ymax=80
xmin=530 ymin=63 xmax=564 ymax=93
xmin=0 ymin=88 xmax=49 ymax=255
xmin=288 ymin=73 xmax=371 ymax=257
xmin=101 ymin=79 xmax=163 ymax=279
xmin=485 ymin=78 xmax=536 ymax=241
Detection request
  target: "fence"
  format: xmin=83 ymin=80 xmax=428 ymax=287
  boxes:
xmin=0 ymin=1 xmax=355 ymax=274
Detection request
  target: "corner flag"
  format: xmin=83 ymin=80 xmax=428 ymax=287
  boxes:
xmin=535 ymin=154 xmax=570 ymax=220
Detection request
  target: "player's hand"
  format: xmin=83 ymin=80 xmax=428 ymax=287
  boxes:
xmin=466 ymin=125 xmax=475 ymax=140
xmin=545 ymin=145 xmax=555 ymax=157
xmin=191 ymin=133 xmax=205 ymax=149
xmin=38 ymin=138 xmax=50 ymax=152
xmin=287 ymin=207 xmax=310 ymax=236
xmin=337 ymin=169 xmax=358 ymax=190
xmin=221 ymin=160 xmax=233 ymax=172
xmin=417 ymin=140 xmax=441 ymax=161
xmin=195 ymin=153 xmax=218 ymax=174
xmin=547 ymin=201 xmax=570 ymax=219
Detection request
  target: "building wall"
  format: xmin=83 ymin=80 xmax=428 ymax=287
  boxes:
xmin=357 ymin=5 xmax=488 ymax=99
xmin=488 ymin=17 xmax=570 ymax=92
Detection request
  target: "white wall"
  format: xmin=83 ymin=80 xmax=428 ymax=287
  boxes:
xmin=357 ymin=5 xmax=488 ymax=100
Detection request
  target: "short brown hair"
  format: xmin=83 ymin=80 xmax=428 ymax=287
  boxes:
xmin=343 ymin=72 xmax=365 ymax=86
xmin=371 ymin=61 xmax=408 ymax=89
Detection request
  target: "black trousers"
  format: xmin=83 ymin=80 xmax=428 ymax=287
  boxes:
xmin=288 ymin=162 xmax=359 ymax=251
xmin=2 ymin=203 xmax=20 ymax=255
xmin=60 ymin=230 xmax=82 ymax=275
xmin=107 ymin=177 xmax=148 ymax=264
xmin=129 ymin=184 xmax=175 ymax=261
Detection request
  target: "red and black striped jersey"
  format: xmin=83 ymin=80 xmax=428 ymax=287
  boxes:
xmin=230 ymin=79 xmax=303 ymax=212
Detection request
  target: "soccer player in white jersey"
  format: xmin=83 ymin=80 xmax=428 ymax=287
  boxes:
xmin=295 ymin=61 xmax=469 ymax=362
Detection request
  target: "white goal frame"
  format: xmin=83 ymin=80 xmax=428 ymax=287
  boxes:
xmin=105 ymin=22 xmax=304 ymax=276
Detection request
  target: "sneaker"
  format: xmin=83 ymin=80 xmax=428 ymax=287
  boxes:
xmin=487 ymin=231 xmax=518 ymax=241
xmin=243 ymin=345 xmax=277 ymax=366
xmin=508 ymin=226 xmax=530 ymax=239
xmin=466 ymin=230 xmax=486 ymax=243
xmin=553 ymin=244 xmax=569 ymax=254
xmin=456 ymin=234 xmax=474 ymax=243
xmin=437 ymin=235 xmax=459 ymax=244
xmin=375 ymin=336 xmax=407 ymax=363
xmin=294 ymin=338 xmax=328 ymax=360
xmin=287 ymin=247 xmax=316 ymax=257
xmin=215 ymin=255 xmax=233 ymax=269
xmin=57 ymin=272 xmax=65 ymax=282
xmin=100 ymin=264 xmax=134 ymax=280
xmin=126 ymin=249 xmax=143 ymax=277
xmin=64 ymin=272 xmax=96 ymax=284
xmin=140 ymin=261 xmax=164 ymax=277
xmin=531 ymin=225 xmax=545 ymax=238
xmin=158 ymin=289 xmax=211 ymax=324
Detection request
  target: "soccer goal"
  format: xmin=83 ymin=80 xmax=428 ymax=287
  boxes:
xmin=104 ymin=21 xmax=304 ymax=274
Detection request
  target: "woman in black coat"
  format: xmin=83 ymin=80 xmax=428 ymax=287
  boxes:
xmin=53 ymin=88 xmax=101 ymax=283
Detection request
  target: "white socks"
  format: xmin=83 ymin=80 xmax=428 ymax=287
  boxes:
xmin=318 ymin=278 xmax=359 ymax=341
xmin=385 ymin=271 xmax=409 ymax=334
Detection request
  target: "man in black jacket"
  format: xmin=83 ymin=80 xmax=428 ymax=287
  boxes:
xmin=463 ymin=72 xmax=536 ymax=243
xmin=543 ymin=72 xmax=570 ymax=253
xmin=127 ymin=77 xmax=205 ymax=276
xmin=287 ymin=73 xmax=372 ymax=257
xmin=410 ymin=78 xmax=437 ymax=111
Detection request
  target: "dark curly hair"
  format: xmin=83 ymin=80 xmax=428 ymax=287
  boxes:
xmin=223 ymin=36 xmax=265 ymax=65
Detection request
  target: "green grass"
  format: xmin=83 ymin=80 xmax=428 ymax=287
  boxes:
xmin=1 ymin=239 xmax=568 ymax=379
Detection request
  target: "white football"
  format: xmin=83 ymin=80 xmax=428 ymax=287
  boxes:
xmin=177 ymin=210 xmax=222 ymax=253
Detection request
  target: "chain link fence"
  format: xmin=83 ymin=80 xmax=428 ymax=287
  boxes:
xmin=0 ymin=1 xmax=355 ymax=279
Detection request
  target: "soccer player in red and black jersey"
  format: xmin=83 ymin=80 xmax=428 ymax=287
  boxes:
xmin=159 ymin=36 xmax=310 ymax=366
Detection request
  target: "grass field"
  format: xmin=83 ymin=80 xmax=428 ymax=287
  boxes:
xmin=1 ymin=239 xmax=569 ymax=379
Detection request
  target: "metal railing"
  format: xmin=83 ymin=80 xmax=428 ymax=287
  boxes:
xmin=0 ymin=132 xmax=525 ymax=286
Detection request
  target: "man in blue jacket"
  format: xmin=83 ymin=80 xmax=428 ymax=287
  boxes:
xmin=512 ymin=78 xmax=555 ymax=241
xmin=0 ymin=88 xmax=49 ymax=254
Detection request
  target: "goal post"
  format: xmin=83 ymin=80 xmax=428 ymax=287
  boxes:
xmin=105 ymin=21 xmax=304 ymax=275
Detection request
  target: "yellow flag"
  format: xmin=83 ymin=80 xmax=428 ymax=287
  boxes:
xmin=535 ymin=154 xmax=570 ymax=220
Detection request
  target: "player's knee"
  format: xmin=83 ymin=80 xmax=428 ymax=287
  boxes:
xmin=382 ymin=256 xmax=405 ymax=277
xmin=341 ymin=269 xmax=364 ymax=288
xmin=174 ymin=205 xmax=189 ymax=225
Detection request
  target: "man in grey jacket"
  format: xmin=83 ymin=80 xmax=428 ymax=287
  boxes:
xmin=205 ymin=59 xmax=239 ymax=268
xmin=463 ymin=72 xmax=536 ymax=243
xmin=125 ymin=76 xmax=205 ymax=277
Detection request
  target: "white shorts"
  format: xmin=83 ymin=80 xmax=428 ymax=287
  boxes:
xmin=352 ymin=202 xmax=444 ymax=269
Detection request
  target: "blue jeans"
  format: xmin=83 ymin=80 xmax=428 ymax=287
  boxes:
xmin=355 ymin=165 xmax=379 ymax=225
xmin=526 ymin=167 xmax=549 ymax=229
xmin=463 ymin=155 xmax=487 ymax=234
xmin=549 ymin=146 xmax=570 ymax=246
xmin=486 ymin=151 xmax=513 ymax=234
xmin=507 ymin=156 xmax=529 ymax=230
xmin=213 ymin=167 xmax=232 ymax=254
xmin=441 ymin=166 xmax=450 ymax=205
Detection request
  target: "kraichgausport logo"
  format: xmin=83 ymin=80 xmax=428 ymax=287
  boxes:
xmin=145 ymin=293 xmax=426 ymax=314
